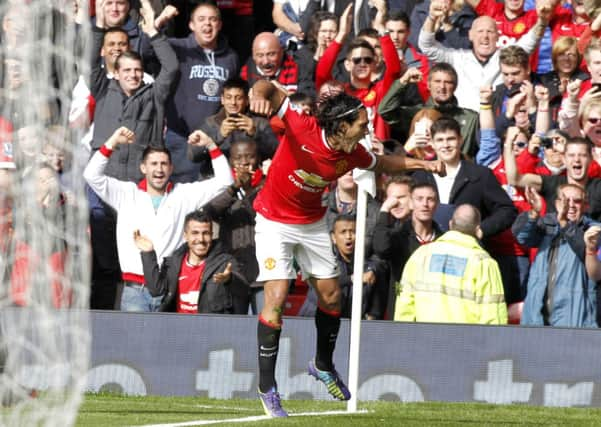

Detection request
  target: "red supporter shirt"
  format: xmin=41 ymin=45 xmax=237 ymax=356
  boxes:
xmin=474 ymin=0 xmax=539 ymax=69
xmin=176 ymin=254 xmax=205 ymax=314
xmin=550 ymin=8 xmax=589 ymax=40
xmin=517 ymin=149 xmax=601 ymax=179
xmin=253 ymin=99 xmax=376 ymax=224
xmin=315 ymin=35 xmax=401 ymax=140
xmin=475 ymin=0 xmax=537 ymax=47
xmin=488 ymin=157 xmax=531 ymax=256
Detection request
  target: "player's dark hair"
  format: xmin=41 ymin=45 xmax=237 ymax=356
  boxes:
xmin=184 ymin=208 xmax=213 ymax=229
xmin=141 ymin=145 xmax=172 ymax=163
xmin=316 ymin=92 xmax=364 ymax=138
xmin=222 ymin=76 xmax=249 ymax=95
xmin=115 ymin=51 xmax=143 ymax=71
xmin=430 ymin=116 xmax=461 ymax=138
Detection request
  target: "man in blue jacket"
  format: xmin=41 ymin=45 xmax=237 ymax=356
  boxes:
xmin=514 ymin=184 xmax=599 ymax=327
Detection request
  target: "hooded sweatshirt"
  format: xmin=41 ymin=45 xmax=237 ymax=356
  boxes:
xmin=166 ymin=34 xmax=240 ymax=136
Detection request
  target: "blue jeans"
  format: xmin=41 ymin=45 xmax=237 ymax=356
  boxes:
xmin=165 ymin=129 xmax=201 ymax=184
xmin=120 ymin=283 xmax=163 ymax=312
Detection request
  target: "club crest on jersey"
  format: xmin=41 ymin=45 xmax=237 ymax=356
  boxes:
xmin=335 ymin=160 xmax=349 ymax=175
xmin=264 ymin=258 xmax=276 ymax=270
xmin=513 ymin=22 xmax=526 ymax=35
xmin=364 ymin=90 xmax=376 ymax=104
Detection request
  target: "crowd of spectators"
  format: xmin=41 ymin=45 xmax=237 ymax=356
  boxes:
xmin=3 ymin=0 xmax=601 ymax=328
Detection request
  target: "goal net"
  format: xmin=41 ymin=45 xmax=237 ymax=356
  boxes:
xmin=0 ymin=1 xmax=91 ymax=425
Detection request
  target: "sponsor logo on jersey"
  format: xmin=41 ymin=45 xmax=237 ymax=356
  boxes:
xmin=294 ymin=169 xmax=329 ymax=187
xmin=300 ymin=145 xmax=315 ymax=154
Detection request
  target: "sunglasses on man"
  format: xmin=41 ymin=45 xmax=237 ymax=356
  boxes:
xmin=351 ymin=56 xmax=374 ymax=65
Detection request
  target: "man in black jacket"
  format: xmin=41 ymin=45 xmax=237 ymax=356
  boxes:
xmin=134 ymin=210 xmax=247 ymax=314
xmin=412 ymin=117 xmax=517 ymax=244
xmin=203 ymin=139 xmax=266 ymax=314
xmin=373 ymin=181 xmax=444 ymax=318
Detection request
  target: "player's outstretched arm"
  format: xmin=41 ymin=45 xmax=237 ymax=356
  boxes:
xmin=249 ymin=80 xmax=288 ymax=117
xmin=374 ymin=153 xmax=446 ymax=176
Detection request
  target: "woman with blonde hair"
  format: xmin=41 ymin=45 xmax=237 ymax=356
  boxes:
xmin=539 ymin=36 xmax=588 ymax=120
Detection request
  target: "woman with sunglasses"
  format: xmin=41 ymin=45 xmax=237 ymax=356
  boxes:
xmin=515 ymin=129 xmax=567 ymax=176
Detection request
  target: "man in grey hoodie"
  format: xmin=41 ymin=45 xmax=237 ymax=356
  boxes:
xmin=165 ymin=1 xmax=240 ymax=183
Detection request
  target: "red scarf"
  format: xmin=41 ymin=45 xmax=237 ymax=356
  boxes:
xmin=232 ymin=168 xmax=263 ymax=188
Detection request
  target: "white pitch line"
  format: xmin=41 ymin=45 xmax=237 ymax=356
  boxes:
xmin=193 ymin=405 xmax=257 ymax=412
xmin=137 ymin=409 xmax=369 ymax=427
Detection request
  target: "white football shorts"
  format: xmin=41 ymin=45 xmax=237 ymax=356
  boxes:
xmin=255 ymin=213 xmax=339 ymax=282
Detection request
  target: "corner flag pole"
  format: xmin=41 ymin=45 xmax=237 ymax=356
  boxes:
xmin=347 ymin=184 xmax=368 ymax=412
xmin=348 ymin=134 xmax=376 ymax=412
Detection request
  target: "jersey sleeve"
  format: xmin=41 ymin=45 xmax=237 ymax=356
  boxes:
xmin=353 ymin=142 xmax=377 ymax=170
xmin=277 ymin=97 xmax=320 ymax=140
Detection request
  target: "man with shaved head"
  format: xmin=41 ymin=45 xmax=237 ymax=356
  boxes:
xmin=240 ymin=32 xmax=299 ymax=93
xmin=418 ymin=0 xmax=553 ymax=111
xmin=395 ymin=204 xmax=508 ymax=324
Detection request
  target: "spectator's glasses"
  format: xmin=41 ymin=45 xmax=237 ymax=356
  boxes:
xmin=514 ymin=141 xmax=528 ymax=148
xmin=351 ymin=56 xmax=374 ymax=65
xmin=587 ymin=117 xmax=601 ymax=125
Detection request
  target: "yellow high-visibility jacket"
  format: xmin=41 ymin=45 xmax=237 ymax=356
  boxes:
xmin=394 ymin=230 xmax=508 ymax=324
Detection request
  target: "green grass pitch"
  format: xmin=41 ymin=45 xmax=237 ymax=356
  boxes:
xmin=76 ymin=393 xmax=601 ymax=426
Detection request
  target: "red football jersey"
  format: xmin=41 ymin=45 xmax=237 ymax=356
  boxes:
xmin=253 ymin=100 xmax=376 ymax=224
xmin=550 ymin=8 xmax=589 ymax=41
xmin=176 ymin=255 xmax=205 ymax=314
xmin=475 ymin=0 xmax=538 ymax=47
xmin=488 ymin=157 xmax=531 ymax=256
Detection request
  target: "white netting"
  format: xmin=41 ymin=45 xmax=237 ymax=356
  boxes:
xmin=0 ymin=1 xmax=90 ymax=426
